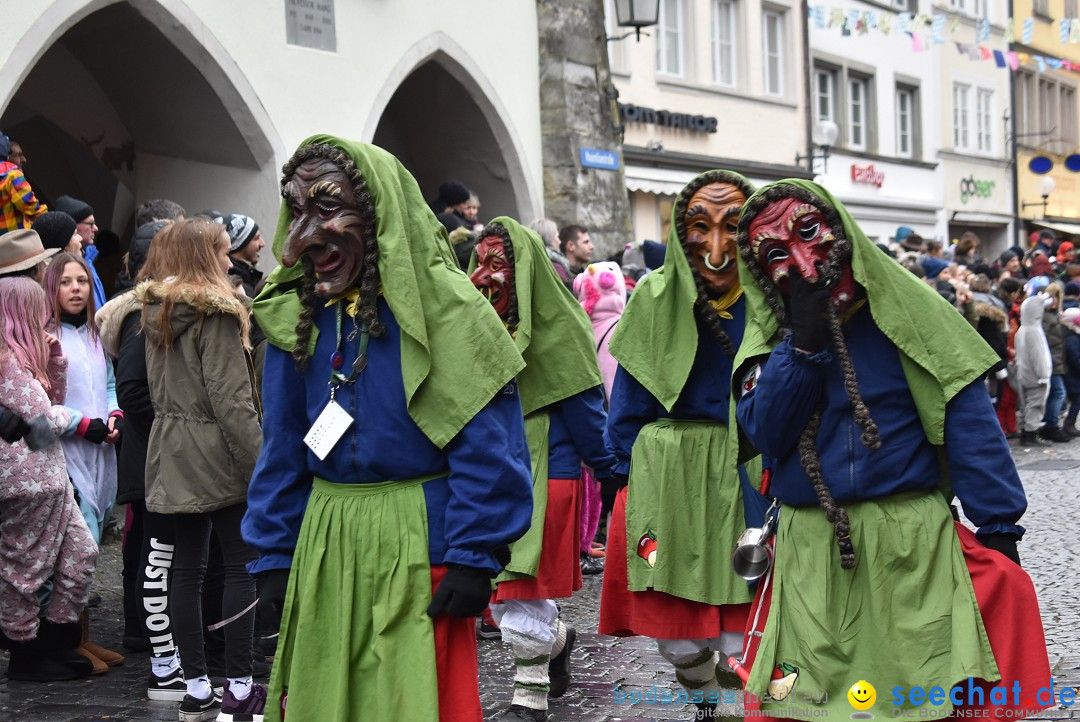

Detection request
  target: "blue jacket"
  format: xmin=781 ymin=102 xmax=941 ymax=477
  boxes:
xmin=736 ymin=306 xmax=1026 ymax=539
xmin=544 ymin=386 xmax=616 ymax=479
xmin=242 ymin=299 xmax=535 ymax=575
xmin=605 ymin=299 xmax=769 ymax=528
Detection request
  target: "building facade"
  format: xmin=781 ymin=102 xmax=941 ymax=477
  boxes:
xmin=1012 ymin=0 xmax=1080 ymax=245
xmin=604 ymin=0 xmax=809 ymax=245
xmin=0 ymin=0 xmax=546 ymax=252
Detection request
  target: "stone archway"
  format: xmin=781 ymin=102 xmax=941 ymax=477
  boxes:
xmin=0 ymin=0 xmax=282 ymax=282
xmin=368 ymin=34 xmax=540 ymax=225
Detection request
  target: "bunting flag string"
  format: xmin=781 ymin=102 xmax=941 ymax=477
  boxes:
xmin=806 ymin=4 xmax=1080 ymax=77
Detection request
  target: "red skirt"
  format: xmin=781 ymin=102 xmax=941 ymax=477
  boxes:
xmin=495 ymin=478 xmax=583 ymax=601
xmin=429 ymin=565 xmax=482 ymax=722
xmin=741 ymin=521 xmax=1052 ymax=720
xmin=599 ymin=487 xmax=751 ymax=639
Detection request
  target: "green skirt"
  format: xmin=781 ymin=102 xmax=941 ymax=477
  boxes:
xmin=746 ymin=491 xmax=998 ymax=718
xmin=625 ymin=419 xmax=755 ymax=606
xmin=267 ymin=476 xmax=442 ymax=722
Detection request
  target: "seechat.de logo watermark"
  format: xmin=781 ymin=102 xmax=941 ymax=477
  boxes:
xmin=882 ymin=678 xmax=1076 ymax=718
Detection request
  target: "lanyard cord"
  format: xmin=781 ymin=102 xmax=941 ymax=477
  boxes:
xmin=329 ymin=302 xmax=370 ymax=393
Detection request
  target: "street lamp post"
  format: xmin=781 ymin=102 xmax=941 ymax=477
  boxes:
xmin=609 ymin=0 xmax=660 ymax=42
xmin=1021 ymin=175 xmax=1057 ymax=219
xmin=796 ymin=119 xmax=840 ymax=174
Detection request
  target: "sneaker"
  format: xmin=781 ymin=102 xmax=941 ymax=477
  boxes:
xmin=217 ymin=681 xmax=267 ymax=722
xmin=1065 ymin=425 xmax=1080 ymax=438
xmin=478 ymin=607 xmax=501 ymax=640
xmin=148 ymin=668 xmax=188 ymax=702
xmin=497 ymin=705 xmax=548 ymax=721
xmin=179 ymin=690 xmax=222 ymax=722
xmin=580 ymin=554 xmax=605 ymax=576
xmin=548 ymin=624 xmax=576 ymax=698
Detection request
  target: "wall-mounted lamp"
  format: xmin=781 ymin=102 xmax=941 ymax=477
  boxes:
xmin=608 ymin=0 xmax=660 ymax=42
xmin=1021 ymin=175 xmax=1057 ymax=218
xmin=795 ymin=120 xmax=840 ymax=174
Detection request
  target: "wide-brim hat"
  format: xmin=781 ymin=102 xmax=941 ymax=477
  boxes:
xmin=0 ymin=229 xmax=59 ymax=273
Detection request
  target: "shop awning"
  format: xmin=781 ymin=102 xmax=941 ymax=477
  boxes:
xmin=949 ymin=211 xmax=1013 ymax=227
xmin=623 ymin=165 xmax=694 ymax=196
xmin=1031 ymin=219 xmax=1080 ymax=237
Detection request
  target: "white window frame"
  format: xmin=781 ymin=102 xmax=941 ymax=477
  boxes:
xmin=815 ymin=68 xmax=836 ymax=124
xmin=848 ymin=78 xmax=868 ymax=150
xmin=976 ymin=89 xmax=994 ymax=153
xmin=896 ymin=87 xmax=914 ymax=158
xmin=953 ymin=83 xmax=971 ymax=150
xmin=711 ymin=0 xmax=737 ymax=87
xmin=656 ymin=0 xmax=685 ymax=77
xmin=762 ymin=8 xmax=785 ymax=97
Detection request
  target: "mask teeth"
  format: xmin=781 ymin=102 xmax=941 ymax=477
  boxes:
xmin=837 ymin=292 xmax=850 ymax=302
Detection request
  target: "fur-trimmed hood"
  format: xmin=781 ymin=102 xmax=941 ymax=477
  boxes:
xmin=974 ymin=301 xmax=1008 ymax=331
xmin=137 ymin=280 xmax=251 ymax=349
xmin=95 ymin=291 xmax=141 ymax=359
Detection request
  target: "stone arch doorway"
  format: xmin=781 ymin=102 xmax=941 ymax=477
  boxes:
xmin=371 ymin=41 xmax=539 ymax=226
xmin=0 ymin=0 xmax=281 ymax=292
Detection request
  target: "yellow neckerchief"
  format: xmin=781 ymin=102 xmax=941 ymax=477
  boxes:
xmin=323 ymin=285 xmax=385 ymax=318
xmin=839 ymin=297 xmax=868 ymax=325
xmin=707 ymin=285 xmax=744 ymax=319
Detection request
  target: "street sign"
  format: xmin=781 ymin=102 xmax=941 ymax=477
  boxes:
xmin=580 ymin=148 xmax=620 ymax=171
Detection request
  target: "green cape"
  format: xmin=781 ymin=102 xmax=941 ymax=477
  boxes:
xmin=252 ymin=135 xmax=525 ymax=448
xmin=734 ymin=178 xmax=999 ymax=446
xmin=608 ymin=170 xmax=755 ymax=411
xmin=469 ymin=217 xmax=601 ymax=415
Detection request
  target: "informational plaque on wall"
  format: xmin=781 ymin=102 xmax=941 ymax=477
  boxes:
xmin=285 ymin=0 xmax=336 ymax=52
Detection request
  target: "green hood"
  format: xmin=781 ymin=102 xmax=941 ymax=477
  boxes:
xmin=253 ymin=135 xmax=524 ymax=448
xmin=469 ymin=217 xmax=601 ymax=415
xmin=734 ymin=178 xmax=999 ymax=445
xmin=608 ymin=170 xmax=755 ymax=411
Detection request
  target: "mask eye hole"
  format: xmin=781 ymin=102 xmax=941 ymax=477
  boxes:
xmin=765 ymin=247 xmax=789 ymax=264
xmin=797 ymin=221 xmax=820 ymax=242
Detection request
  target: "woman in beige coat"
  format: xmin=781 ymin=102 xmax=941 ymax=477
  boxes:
xmin=137 ymin=219 xmax=264 ymax=722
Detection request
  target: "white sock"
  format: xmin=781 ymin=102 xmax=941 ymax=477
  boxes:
xmin=229 ymin=676 xmax=253 ymax=700
xmin=186 ymin=675 xmax=213 ymax=700
xmin=550 ymin=620 xmax=568 ymax=657
xmin=151 ymin=650 xmax=181 ymax=677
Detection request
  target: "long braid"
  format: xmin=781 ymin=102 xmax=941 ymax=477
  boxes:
xmin=674 ymin=170 xmax=755 ymax=356
xmin=826 ymin=304 xmax=881 ymax=450
xmin=797 ymin=409 xmax=857 ymax=569
xmin=293 ymin=256 xmax=318 ymax=372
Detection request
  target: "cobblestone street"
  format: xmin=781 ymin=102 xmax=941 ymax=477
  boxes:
xmin=0 ymin=438 xmax=1077 ymax=721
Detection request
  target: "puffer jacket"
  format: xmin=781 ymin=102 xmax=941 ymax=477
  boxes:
xmin=1043 ymin=309 xmax=1067 ymax=375
xmin=137 ymin=280 xmax=262 ymax=514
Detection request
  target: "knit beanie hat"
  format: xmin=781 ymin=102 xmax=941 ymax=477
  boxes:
xmin=1057 ymin=241 xmax=1074 ymax=257
xmin=52 ymin=195 xmax=94 ymax=223
xmin=223 ymin=213 xmax=259 ymax=252
xmin=922 ymin=256 xmax=949 ymax=279
xmin=437 ymin=180 xmax=471 ymax=207
xmin=998 ymin=249 xmax=1017 ymax=265
xmin=1065 ymin=281 xmax=1080 ymax=297
xmin=32 ymin=211 xmax=78 ymax=250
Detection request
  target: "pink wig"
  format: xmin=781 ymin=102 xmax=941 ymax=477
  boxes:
xmin=0 ymin=276 xmax=51 ymax=387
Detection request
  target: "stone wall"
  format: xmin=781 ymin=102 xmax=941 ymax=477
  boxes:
xmin=536 ymin=0 xmax=632 ymax=258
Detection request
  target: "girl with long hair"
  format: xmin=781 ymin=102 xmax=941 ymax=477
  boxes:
xmin=0 ymin=277 xmax=97 ymax=682
xmin=136 ymin=218 xmax=263 ymax=722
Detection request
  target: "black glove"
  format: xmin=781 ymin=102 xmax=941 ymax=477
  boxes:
xmin=426 ymin=564 xmax=491 ymax=618
xmin=109 ymin=414 xmax=125 ymax=438
xmin=24 ymin=416 xmax=58 ymax=451
xmin=788 ymin=272 xmax=831 ymax=353
xmin=599 ymin=473 xmax=629 ymax=516
xmin=0 ymin=409 xmax=31 ymax=444
xmin=981 ymin=532 xmax=1021 ymax=566
xmin=256 ymin=568 xmax=291 ymax=633
xmin=79 ymin=418 xmax=110 ymax=444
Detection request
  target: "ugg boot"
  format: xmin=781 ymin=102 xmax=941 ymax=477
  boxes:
xmin=37 ymin=620 xmax=93 ymax=677
xmin=6 ymin=632 xmax=86 ymax=682
xmin=79 ymin=608 xmax=124 ymax=667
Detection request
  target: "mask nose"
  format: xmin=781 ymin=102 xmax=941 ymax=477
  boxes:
xmin=469 ymin=266 xmax=489 ymax=288
xmin=788 ymin=244 xmax=819 ymax=282
xmin=281 ymin=218 xmax=318 ymax=268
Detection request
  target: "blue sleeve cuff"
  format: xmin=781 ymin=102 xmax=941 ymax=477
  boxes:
xmin=975 ymin=523 xmax=1026 ymax=540
xmin=63 ymin=409 xmax=84 ymax=435
xmin=247 ymin=552 xmax=294 ymax=576
xmin=443 ymin=547 xmax=500 ymax=575
xmin=789 ymin=346 xmax=832 ymax=366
